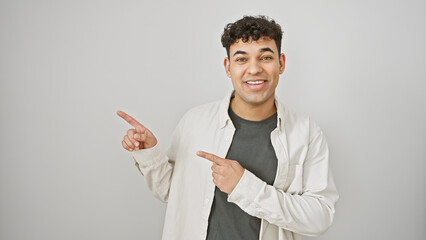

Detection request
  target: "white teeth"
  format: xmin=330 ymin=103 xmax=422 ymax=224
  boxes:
xmin=246 ymin=81 xmax=265 ymax=85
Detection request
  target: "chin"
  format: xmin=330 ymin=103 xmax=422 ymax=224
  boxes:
xmin=243 ymin=96 xmax=270 ymax=106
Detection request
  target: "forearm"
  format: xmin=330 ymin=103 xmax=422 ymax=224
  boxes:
xmin=227 ymin=169 xmax=338 ymax=237
xmin=132 ymin=144 xmax=174 ymax=202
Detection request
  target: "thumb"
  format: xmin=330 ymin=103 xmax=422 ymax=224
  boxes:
xmin=134 ymin=130 xmax=157 ymax=148
xmin=143 ymin=130 xmax=158 ymax=147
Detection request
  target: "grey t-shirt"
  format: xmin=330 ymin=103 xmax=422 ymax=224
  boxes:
xmin=206 ymin=107 xmax=278 ymax=240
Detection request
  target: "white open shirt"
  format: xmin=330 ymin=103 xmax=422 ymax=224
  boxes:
xmin=132 ymin=93 xmax=339 ymax=240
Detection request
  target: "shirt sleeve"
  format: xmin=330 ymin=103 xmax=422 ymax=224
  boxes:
xmin=131 ymin=115 xmax=185 ymax=203
xmin=227 ymin=120 xmax=339 ymax=237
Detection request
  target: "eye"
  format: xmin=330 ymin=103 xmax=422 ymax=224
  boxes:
xmin=261 ymin=56 xmax=273 ymax=61
xmin=235 ymin=57 xmax=247 ymax=63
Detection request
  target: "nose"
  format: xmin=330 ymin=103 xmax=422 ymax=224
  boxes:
xmin=247 ymin=60 xmax=263 ymax=75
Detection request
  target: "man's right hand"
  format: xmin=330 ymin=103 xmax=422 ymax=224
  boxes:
xmin=117 ymin=110 xmax=158 ymax=152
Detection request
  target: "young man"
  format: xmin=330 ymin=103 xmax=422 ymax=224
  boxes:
xmin=118 ymin=16 xmax=338 ymax=240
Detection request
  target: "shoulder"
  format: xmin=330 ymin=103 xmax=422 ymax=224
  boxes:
xmin=177 ymin=99 xmax=224 ymax=129
xmin=184 ymin=100 xmax=223 ymax=118
xmin=276 ymin=100 xmax=309 ymax=127
xmin=277 ymin=100 xmax=324 ymax=139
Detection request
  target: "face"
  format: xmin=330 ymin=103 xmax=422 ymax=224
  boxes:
xmin=224 ymin=37 xmax=285 ymax=108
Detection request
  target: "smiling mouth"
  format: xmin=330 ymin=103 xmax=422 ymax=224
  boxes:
xmin=245 ymin=80 xmax=266 ymax=85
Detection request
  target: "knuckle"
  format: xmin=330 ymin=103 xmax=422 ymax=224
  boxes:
xmin=122 ymin=143 xmax=129 ymax=151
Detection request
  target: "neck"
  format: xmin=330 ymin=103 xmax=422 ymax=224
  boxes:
xmin=230 ymin=94 xmax=277 ymax=121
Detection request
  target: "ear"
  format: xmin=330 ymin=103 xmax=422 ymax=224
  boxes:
xmin=224 ymin=57 xmax=231 ymax=78
xmin=279 ymin=53 xmax=286 ymax=74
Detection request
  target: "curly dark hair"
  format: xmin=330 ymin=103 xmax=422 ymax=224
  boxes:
xmin=221 ymin=15 xmax=283 ymax=58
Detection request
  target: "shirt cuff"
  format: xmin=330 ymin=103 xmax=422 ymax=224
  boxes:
xmin=227 ymin=169 xmax=266 ymax=210
xmin=131 ymin=143 xmax=166 ymax=168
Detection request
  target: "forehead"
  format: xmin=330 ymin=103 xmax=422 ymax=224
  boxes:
xmin=229 ymin=37 xmax=278 ymax=55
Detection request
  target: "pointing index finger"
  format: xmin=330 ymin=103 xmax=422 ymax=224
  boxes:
xmin=197 ymin=151 xmax=226 ymax=165
xmin=116 ymin=110 xmax=145 ymax=131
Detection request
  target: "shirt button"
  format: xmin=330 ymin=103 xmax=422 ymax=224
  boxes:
xmin=205 ymin=198 xmax=210 ymax=204
xmin=201 ymin=230 xmax=205 ymax=235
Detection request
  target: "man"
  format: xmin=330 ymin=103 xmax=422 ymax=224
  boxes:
xmin=117 ymin=15 xmax=338 ymax=240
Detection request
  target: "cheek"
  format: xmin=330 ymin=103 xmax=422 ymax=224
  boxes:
xmin=230 ymin=78 xmax=240 ymax=89
xmin=229 ymin=65 xmax=245 ymax=77
xmin=265 ymin=65 xmax=280 ymax=77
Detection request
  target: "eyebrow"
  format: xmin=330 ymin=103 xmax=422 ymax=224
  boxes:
xmin=233 ymin=50 xmax=247 ymax=57
xmin=260 ymin=47 xmax=275 ymax=54
xmin=232 ymin=47 xmax=275 ymax=57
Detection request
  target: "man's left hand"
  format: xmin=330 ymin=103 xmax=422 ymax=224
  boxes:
xmin=197 ymin=151 xmax=245 ymax=194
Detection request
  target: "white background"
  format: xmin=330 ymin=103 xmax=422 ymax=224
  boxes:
xmin=1 ymin=0 xmax=425 ymax=239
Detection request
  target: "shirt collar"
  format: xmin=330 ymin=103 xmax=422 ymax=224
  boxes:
xmin=218 ymin=91 xmax=285 ymax=131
